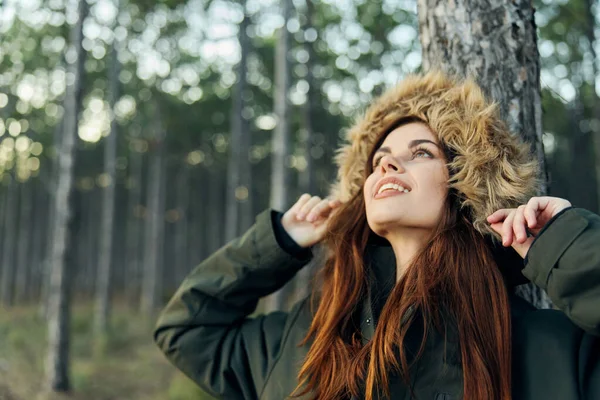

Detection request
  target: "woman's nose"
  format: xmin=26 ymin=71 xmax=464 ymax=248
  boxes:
xmin=380 ymin=155 xmax=405 ymax=173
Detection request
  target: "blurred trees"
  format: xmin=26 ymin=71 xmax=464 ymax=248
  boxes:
xmin=46 ymin=0 xmax=88 ymax=391
xmin=224 ymin=0 xmax=251 ymax=243
xmin=94 ymin=0 xmax=121 ymax=339
xmin=265 ymin=0 xmax=293 ymax=313
xmin=0 ymin=0 xmax=599 ymax=396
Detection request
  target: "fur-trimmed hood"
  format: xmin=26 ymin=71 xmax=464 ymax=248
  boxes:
xmin=328 ymin=70 xmax=541 ymax=237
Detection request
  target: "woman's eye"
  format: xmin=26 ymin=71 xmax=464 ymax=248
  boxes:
xmin=372 ymin=156 xmax=382 ymax=168
xmin=413 ymin=149 xmax=433 ymax=159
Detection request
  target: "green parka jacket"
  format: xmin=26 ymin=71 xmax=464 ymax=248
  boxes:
xmin=154 ymin=206 xmax=600 ymax=400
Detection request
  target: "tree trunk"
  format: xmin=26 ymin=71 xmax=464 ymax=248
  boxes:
xmin=45 ymin=0 xmax=87 ymax=391
xmin=76 ymin=187 xmax=98 ymax=299
xmin=264 ymin=0 xmax=293 ymax=312
xmin=15 ymin=180 xmax=33 ymax=303
xmin=140 ymin=117 xmax=165 ymax=316
xmin=295 ymin=0 xmax=317 ymax=303
xmin=94 ymin=25 xmax=120 ymax=337
xmin=39 ymin=119 xmax=65 ymax=317
xmin=418 ymin=0 xmax=551 ymax=309
xmin=31 ymin=179 xmax=48 ymax=301
xmin=225 ymin=2 xmax=250 ymax=243
xmin=298 ymin=0 xmax=317 ymax=197
xmin=567 ymin=99 xmax=597 ymax=211
xmin=125 ymin=145 xmax=143 ymax=308
xmin=174 ymin=163 xmax=189 ymax=283
xmin=584 ymin=0 xmax=600 ymax=215
xmin=208 ymin=159 xmax=225 ymax=253
xmin=1 ymin=170 xmax=18 ymax=306
xmin=187 ymin=165 xmax=203 ymax=268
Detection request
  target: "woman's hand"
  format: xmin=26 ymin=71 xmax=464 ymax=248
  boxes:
xmin=486 ymin=196 xmax=572 ymax=258
xmin=281 ymin=194 xmax=342 ymax=248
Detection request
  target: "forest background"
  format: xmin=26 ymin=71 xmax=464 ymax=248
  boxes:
xmin=1 ymin=0 xmax=600 ymax=399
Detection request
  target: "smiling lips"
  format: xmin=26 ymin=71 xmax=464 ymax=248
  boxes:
xmin=374 ymin=177 xmax=412 ymax=199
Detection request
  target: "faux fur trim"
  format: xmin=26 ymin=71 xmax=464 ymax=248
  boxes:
xmin=327 ymin=70 xmax=541 ymax=236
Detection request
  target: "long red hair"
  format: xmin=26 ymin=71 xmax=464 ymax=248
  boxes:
xmin=293 ymin=120 xmax=512 ymax=400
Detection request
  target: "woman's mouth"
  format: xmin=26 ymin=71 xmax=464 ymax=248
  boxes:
xmin=374 ymin=188 xmax=409 ymax=199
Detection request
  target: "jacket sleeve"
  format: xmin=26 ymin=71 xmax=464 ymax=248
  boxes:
xmin=153 ymin=208 xmax=313 ymax=399
xmin=522 ymin=207 xmax=600 ymax=335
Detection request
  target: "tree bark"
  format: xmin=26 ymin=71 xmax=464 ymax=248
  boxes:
xmin=207 ymin=160 xmax=224 ymax=254
xmin=140 ymin=112 xmax=165 ymax=316
xmin=270 ymin=0 xmax=292 ymax=212
xmin=94 ymin=21 xmax=120 ymax=337
xmin=45 ymin=0 xmax=87 ymax=391
xmin=295 ymin=0 xmax=318 ymax=303
xmin=264 ymin=0 xmax=293 ymax=312
xmin=418 ymin=0 xmax=551 ymax=309
xmin=567 ymin=98 xmax=597 ymax=211
xmin=125 ymin=145 xmax=143 ymax=308
xmin=77 ymin=186 xmax=99 ymax=299
xmin=1 ymin=170 xmax=18 ymax=306
xmin=298 ymin=0 xmax=317 ymax=197
xmin=225 ymin=1 xmax=250 ymax=243
xmin=15 ymin=179 xmax=33 ymax=303
xmin=31 ymin=179 xmax=48 ymax=301
xmin=39 ymin=119 xmax=65 ymax=318
xmin=187 ymin=165 xmax=204 ymax=268
xmin=583 ymin=0 xmax=600 ymax=215
xmin=174 ymin=163 xmax=189 ymax=283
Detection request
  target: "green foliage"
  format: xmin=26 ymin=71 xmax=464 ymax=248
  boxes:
xmin=0 ymin=303 xmax=208 ymax=400
xmin=168 ymin=373 xmax=215 ymax=400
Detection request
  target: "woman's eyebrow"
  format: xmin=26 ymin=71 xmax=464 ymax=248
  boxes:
xmin=408 ymin=139 xmax=441 ymax=148
xmin=374 ymin=139 xmax=441 ymax=154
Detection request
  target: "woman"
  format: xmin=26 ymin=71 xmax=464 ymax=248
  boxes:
xmin=154 ymin=71 xmax=600 ymax=400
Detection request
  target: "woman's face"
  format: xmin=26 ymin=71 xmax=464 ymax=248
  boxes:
xmin=363 ymin=122 xmax=449 ymax=239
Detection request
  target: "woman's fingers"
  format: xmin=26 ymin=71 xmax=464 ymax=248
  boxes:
xmin=297 ymin=196 xmax=322 ymax=219
xmin=487 ymin=209 xmax=510 ymax=223
xmin=501 ymin=210 xmax=516 ymax=246
xmin=307 ymin=198 xmax=341 ymax=222
xmin=289 ymin=193 xmax=312 ymax=216
xmin=513 ymin=205 xmax=528 ymax=243
xmin=524 ymin=198 xmax=539 ymax=228
xmin=294 ymin=195 xmax=342 ymax=222
xmin=488 ymin=196 xmax=572 ymax=258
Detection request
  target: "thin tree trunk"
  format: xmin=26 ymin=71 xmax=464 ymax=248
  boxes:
xmin=0 ymin=187 xmax=4 ymax=273
xmin=39 ymin=120 xmax=65 ymax=318
xmin=298 ymin=0 xmax=317 ymax=197
xmin=418 ymin=0 xmax=551 ymax=309
xmin=45 ymin=0 xmax=87 ymax=391
xmin=140 ymin=121 xmax=165 ymax=316
xmin=174 ymin=163 xmax=189 ymax=283
xmin=1 ymin=170 xmax=18 ymax=306
xmin=31 ymin=179 xmax=48 ymax=301
xmin=162 ymin=165 xmax=175 ymax=291
xmin=187 ymin=166 xmax=201 ymax=268
xmin=207 ymin=160 xmax=224 ymax=254
xmin=126 ymin=145 xmax=143 ymax=308
xmin=112 ymin=183 xmax=127 ymax=296
xmin=84 ymin=187 xmax=100 ymax=298
xmin=295 ymin=0 xmax=317 ymax=302
xmin=240 ymin=134 xmax=253 ymax=234
xmin=94 ymin=23 xmax=120 ymax=337
xmin=584 ymin=0 xmax=600 ymax=215
xmin=265 ymin=0 xmax=293 ymax=312
xmin=15 ymin=180 xmax=33 ymax=303
xmin=567 ymin=99 xmax=597 ymax=211
xmin=225 ymin=2 xmax=250 ymax=243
